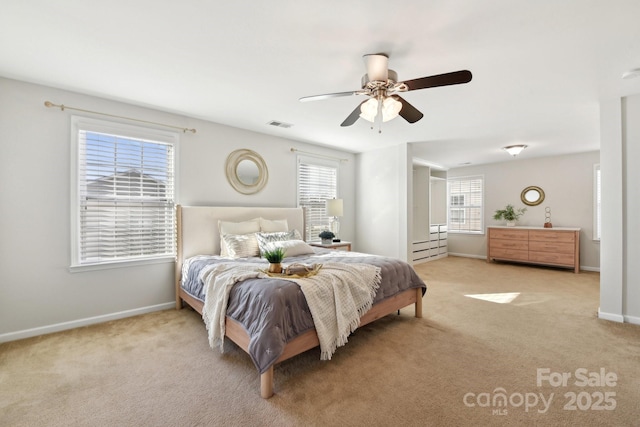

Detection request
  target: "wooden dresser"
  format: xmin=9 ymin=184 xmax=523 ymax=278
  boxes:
xmin=487 ymin=226 xmax=580 ymax=273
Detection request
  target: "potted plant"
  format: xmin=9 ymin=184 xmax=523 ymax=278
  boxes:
xmin=493 ymin=204 xmax=527 ymax=226
xmin=318 ymin=230 xmax=335 ymax=244
xmin=263 ymin=247 xmax=286 ymax=274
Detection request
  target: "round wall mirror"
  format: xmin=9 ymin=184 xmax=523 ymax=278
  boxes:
xmin=225 ymin=149 xmax=268 ymax=194
xmin=521 ymin=186 xmax=545 ymax=206
xmin=236 ymin=159 xmax=260 ymax=185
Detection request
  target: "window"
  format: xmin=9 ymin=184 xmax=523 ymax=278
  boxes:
xmin=71 ymin=116 xmax=178 ymax=270
xmin=296 ymin=156 xmax=338 ymax=242
xmin=447 ymin=176 xmax=484 ymax=233
xmin=594 ymin=163 xmax=601 ymax=241
xmin=449 ymin=195 xmax=466 ymax=224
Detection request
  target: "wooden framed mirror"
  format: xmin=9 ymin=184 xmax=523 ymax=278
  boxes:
xmin=521 ymin=186 xmax=545 ymax=206
xmin=225 ymin=149 xmax=268 ymax=194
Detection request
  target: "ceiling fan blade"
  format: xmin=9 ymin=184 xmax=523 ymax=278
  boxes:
xmin=340 ymin=100 xmax=367 ymax=127
xmin=401 ymin=70 xmax=472 ymax=91
xmin=392 ymin=95 xmax=424 ymax=123
xmin=299 ymin=90 xmax=365 ymax=102
xmin=363 ymin=53 xmax=389 ymax=81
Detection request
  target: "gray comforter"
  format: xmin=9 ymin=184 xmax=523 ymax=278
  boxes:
xmin=181 ymin=248 xmax=426 ymax=373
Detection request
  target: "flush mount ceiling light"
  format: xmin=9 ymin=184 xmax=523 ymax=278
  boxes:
xmin=622 ymin=68 xmax=640 ymax=79
xmin=503 ymin=144 xmax=528 ymax=157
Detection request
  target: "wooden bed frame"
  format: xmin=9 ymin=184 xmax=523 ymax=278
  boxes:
xmin=174 ymin=205 xmax=423 ymax=398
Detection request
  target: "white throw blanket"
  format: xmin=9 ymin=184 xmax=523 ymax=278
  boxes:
xmin=201 ymin=262 xmax=381 ymax=361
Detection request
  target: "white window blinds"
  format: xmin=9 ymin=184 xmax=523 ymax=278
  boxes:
xmin=71 ymin=117 xmax=177 ymax=268
xmin=447 ymin=176 xmax=484 ymax=233
xmin=296 ymin=156 xmax=338 ymax=242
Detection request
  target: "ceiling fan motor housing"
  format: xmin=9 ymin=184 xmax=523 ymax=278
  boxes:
xmin=361 ymin=69 xmax=399 ymax=89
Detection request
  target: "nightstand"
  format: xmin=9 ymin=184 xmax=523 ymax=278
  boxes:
xmin=309 ymin=241 xmax=352 ymax=251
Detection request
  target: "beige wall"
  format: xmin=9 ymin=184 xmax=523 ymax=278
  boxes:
xmin=0 ymin=77 xmax=356 ymax=340
xmin=446 ymin=151 xmax=601 ymax=270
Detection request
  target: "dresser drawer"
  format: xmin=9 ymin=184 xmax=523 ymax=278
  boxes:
xmin=413 ymin=241 xmax=431 ymax=252
xmin=529 ymin=241 xmax=574 ymax=254
xmin=490 ymin=228 xmax=529 ymax=240
xmin=490 ymin=239 xmax=529 ymax=251
xmin=529 ymin=251 xmax=575 ymax=266
xmin=490 ymin=248 xmax=529 ymax=261
xmin=529 ymin=230 xmax=575 ymax=243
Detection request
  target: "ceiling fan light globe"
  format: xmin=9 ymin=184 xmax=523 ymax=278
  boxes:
xmin=359 ymin=98 xmax=379 ymax=122
xmin=381 ymin=97 xmax=402 ymax=122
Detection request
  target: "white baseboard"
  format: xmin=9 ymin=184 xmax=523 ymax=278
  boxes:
xmin=597 ymin=309 xmax=625 ymax=323
xmin=0 ymin=302 xmax=175 ymax=343
xmin=599 ymin=310 xmax=640 ymax=325
xmin=623 ymin=314 xmax=640 ymax=325
xmin=447 ymin=252 xmax=486 ymax=260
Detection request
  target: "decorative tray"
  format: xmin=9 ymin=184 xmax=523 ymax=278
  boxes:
xmin=261 ymin=263 xmax=322 ymax=278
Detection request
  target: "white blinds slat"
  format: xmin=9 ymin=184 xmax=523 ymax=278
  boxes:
xmin=76 ymin=129 xmax=176 ymax=264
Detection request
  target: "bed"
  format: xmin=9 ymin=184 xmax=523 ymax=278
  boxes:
xmin=175 ymin=205 xmax=426 ymax=398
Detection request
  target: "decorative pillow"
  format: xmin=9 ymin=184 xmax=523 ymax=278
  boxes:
xmin=221 ymin=233 xmax=260 ymax=258
xmin=274 ymin=240 xmax=315 ymax=258
xmin=255 ymin=230 xmax=302 ymax=256
xmin=218 ymin=219 xmax=260 ymax=256
xmin=260 ymin=218 xmax=289 ymax=232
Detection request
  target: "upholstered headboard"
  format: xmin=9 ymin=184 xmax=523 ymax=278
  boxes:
xmin=176 ymin=205 xmax=305 ymax=260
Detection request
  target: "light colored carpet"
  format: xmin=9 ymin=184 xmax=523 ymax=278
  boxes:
xmin=1 ymin=256 xmax=639 ymax=426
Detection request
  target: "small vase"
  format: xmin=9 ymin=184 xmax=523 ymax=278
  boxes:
xmin=506 ymin=221 xmax=516 ymax=227
xmin=268 ymin=263 xmax=282 ymax=274
xmin=321 ymin=239 xmax=332 ymax=245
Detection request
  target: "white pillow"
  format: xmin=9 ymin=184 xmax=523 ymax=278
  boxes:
xmin=218 ymin=219 xmax=260 ymax=256
xmin=276 ymin=240 xmax=315 ymax=258
xmin=260 ymin=218 xmax=289 ymax=232
xmin=221 ymin=233 xmax=260 ymax=258
xmin=255 ymin=230 xmax=302 ymax=256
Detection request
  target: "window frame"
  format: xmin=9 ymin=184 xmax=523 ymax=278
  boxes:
xmin=446 ymin=175 xmax=485 ymax=234
xmin=70 ymin=116 xmax=179 ymax=272
xmin=296 ymin=155 xmax=339 ymax=242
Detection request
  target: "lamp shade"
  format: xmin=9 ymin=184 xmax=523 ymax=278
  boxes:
xmin=326 ymin=198 xmax=343 ymax=217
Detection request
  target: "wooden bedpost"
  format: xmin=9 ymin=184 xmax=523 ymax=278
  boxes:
xmin=415 ymin=287 xmax=423 ymax=318
xmin=260 ymin=366 xmax=274 ymax=398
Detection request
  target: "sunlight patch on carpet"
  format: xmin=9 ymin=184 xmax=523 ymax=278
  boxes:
xmin=464 ymin=292 xmax=521 ymax=304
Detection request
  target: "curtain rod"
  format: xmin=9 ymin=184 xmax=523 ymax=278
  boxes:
xmin=44 ymin=101 xmax=197 ymax=133
xmin=290 ymin=147 xmax=349 ymax=162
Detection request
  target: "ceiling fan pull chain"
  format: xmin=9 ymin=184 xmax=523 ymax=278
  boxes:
xmin=377 ymin=96 xmax=383 ymax=133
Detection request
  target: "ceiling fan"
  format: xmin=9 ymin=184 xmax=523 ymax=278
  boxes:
xmin=299 ymin=53 xmax=472 ymax=130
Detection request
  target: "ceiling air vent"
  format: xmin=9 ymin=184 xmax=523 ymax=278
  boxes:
xmin=267 ymin=120 xmax=293 ymax=129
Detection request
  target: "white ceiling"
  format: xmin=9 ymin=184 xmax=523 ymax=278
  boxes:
xmin=2 ymin=1 xmax=640 ymax=169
